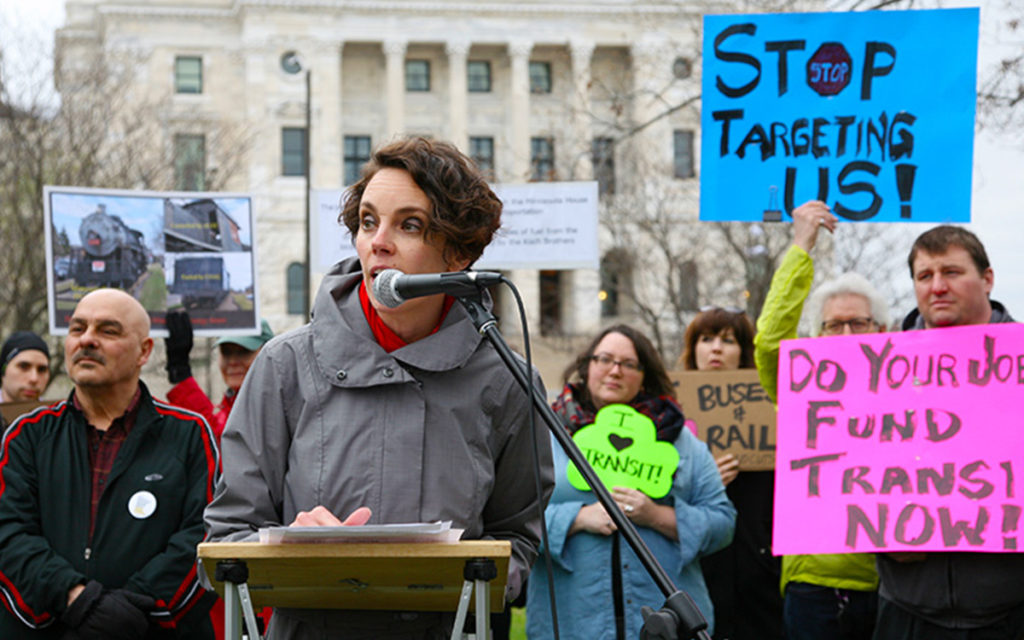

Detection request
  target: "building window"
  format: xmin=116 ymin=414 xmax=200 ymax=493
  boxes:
xmin=529 ymin=61 xmax=552 ymax=93
xmin=406 ymin=60 xmax=431 ymax=91
xmin=674 ymin=129 xmax=695 ymax=179
xmin=174 ymin=56 xmax=202 ymax=94
xmin=678 ymin=260 xmax=699 ymax=311
xmin=469 ymin=137 xmax=495 ymax=179
xmin=281 ymin=127 xmax=307 ymax=177
xmin=173 ymin=134 xmax=206 ymax=191
xmin=467 ymin=60 xmax=491 ymax=92
xmin=530 ymin=137 xmax=554 ymax=181
xmin=592 ymin=137 xmax=615 ymax=196
xmin=528 ymin=61 xmax=552 ymax=93
xmin=344 ymin=136 xmax=372 ymax=185
xmin=287 ymin=262 xmax=306 ymax=315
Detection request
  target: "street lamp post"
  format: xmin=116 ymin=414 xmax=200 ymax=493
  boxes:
xmin=281 ymin=50 xmax=312 ymax=321
xmin=304 ymin=68 xmax=311 ymax=322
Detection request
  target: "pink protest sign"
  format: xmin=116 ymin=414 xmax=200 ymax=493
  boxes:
xmin=774 ymin=323 xmax=1024 ymax=555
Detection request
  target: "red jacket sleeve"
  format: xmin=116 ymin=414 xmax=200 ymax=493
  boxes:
xmin=167 ymin=377 xmax=228 ymax=443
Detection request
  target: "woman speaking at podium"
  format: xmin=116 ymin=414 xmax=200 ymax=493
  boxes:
xmin=204 ymin=137 xmax=554 ymax=639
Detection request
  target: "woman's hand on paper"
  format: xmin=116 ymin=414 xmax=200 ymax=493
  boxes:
xmin=289 ymin=505 xmax=372 ymax=527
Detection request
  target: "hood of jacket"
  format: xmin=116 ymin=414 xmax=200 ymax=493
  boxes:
xmin=309 ymin=257 xmax=487 ymax=388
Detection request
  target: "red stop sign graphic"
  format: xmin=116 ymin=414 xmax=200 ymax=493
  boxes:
xmin=806 ymin=42 xmax=852 ymax=96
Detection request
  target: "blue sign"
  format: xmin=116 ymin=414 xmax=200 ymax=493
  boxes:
xmin=700 ymin=9 xmax=979 ymax=223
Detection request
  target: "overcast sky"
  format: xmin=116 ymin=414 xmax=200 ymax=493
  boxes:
xmin=3 ymin=0 xmax=1023 ymax=318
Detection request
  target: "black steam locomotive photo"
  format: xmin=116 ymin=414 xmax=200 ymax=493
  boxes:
xmin=74 ymin=204 xmax=151 ymax=288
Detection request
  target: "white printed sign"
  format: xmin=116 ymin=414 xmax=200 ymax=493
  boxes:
xmin=310 ymin=181 xmax=599 ymax=272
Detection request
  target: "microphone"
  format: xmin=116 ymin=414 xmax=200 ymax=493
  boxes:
xmin=372 ymin=269 xmax=503 ymax=308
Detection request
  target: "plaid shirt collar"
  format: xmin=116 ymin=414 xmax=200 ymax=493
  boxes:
xmin=71 ymin=385 xmax=144 ymax=435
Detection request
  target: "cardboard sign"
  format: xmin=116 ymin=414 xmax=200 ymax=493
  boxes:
xmin=700 ymin=9 xmax=978 ymax=223
xmin=1 ymin=400 xmax=50 ymax=425
xmin=567 ymin=404 xmax=681 ymax=499
xmin=775 ymin=324 xmax=1024 ymax=555
xmin=673 ymin=369 xmax=777 ymax=470
xmin=44 ymin=186 xmax=261 ymax=337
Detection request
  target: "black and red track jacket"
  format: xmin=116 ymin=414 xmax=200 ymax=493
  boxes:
xmin=0 ymin=382 xmax=219 ymax=639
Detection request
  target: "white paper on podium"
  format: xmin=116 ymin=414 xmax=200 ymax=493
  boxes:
xmin=258 ymin=521 xmax=464 ymax=544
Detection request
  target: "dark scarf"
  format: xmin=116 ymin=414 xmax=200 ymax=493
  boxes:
xmin=551 ymin=382 xmax=685 ymax=443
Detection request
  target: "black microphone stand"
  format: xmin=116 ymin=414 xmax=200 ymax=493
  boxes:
xmin=456 ymin=293 xmax=713 ymax=640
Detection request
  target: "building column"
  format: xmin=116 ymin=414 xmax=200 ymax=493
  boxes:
xmin=504 ymin=39 xmax=538 ymax=336
xmin=567 ymin=39 xmax=600 ymax=335
xmin=630 ymin=34 xmax=671 ymax=149
xmin=569 ymin=38 xmax=595 ymax=179
xmin=446 ymin=40 xmax=470 ymax=152
xmin=507 ymin=39 xmax=533 ymax=181
xmin=383 ymin=38 xmax=407 ymax=139
xmin=311 ymin=41 xmax=343 ymax=189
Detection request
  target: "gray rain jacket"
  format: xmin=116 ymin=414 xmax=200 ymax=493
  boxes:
xmin=203 ymin=258 xmax=553 ymax=638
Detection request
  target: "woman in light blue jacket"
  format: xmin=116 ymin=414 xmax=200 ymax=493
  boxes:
xmin=527 ymin=324 xmax=735 ymax=640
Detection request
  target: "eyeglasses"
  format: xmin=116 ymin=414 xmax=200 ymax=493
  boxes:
xmin=821 ymin=317 xmax=877 ymax=335
xmin=590 ymin=354 xmax=643 ymax=373
xmin=699 ymin=305 xmax=745 ymax=315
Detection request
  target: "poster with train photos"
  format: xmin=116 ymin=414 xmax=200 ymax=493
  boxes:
xmin=44 ymin=186 xmax=261 ymax=337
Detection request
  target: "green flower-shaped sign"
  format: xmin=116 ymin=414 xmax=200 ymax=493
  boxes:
xmin=567 ymin=404 xmax=680 ymax=498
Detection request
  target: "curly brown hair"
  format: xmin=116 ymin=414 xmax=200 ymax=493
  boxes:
xmin=339 ymin=137 xmax=502 ymax=266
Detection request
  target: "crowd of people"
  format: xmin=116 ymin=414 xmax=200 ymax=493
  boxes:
xmin=0 ymin=136 xmax=1021 ymax=640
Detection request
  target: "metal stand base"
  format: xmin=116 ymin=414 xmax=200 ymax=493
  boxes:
xmin=217 ymin=560 xmax=263 ymax=640
xmin=451 ymin=558 xmax=498 ymax=640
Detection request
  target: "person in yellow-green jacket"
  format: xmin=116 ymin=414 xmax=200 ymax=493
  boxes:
xmin=753 ymin=200 xmax=890 ymax=640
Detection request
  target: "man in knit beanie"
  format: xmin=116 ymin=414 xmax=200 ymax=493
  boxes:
xmin=0 ymin=331 xmax=51 ymax=404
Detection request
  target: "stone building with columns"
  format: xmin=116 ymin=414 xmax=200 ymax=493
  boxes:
xmin=56 ymin=0 xmax=725 ymax=353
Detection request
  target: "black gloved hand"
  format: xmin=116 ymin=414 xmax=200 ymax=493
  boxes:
xmin=165 ymin=310 xmax=194 ymax=384
xmin=61 ymin=580 xmax=156 ymax=640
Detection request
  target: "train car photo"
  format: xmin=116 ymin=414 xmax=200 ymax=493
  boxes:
xmin=169 ymin=255 xmax=231 ymax=309
xmin=164 ymin=198 xmax=247 ymax=253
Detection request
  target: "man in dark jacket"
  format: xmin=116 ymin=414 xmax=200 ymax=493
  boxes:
xmin=875 ymin=226 xmax=1024 ymax=638
xmin=0 ymin=289 xmax=219 ymax=639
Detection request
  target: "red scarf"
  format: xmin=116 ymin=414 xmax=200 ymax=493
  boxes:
xmin=358 ymin=281 xmax=455 ymax=352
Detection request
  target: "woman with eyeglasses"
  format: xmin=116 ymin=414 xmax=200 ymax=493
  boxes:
xmin=679 ymin=306 xmax=785 ymax=640
xmin=754 ymin=200 xmax=889 ymax=640
xmin=526 ymin=324 xmax=735 ymax=640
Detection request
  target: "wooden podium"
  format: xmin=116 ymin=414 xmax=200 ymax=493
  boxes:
xmin=198 ymin=540 xmax=510 ymax=640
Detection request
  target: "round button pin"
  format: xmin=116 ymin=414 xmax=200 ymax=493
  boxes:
xmin=128 ymin=490 xmax=157 ymax=519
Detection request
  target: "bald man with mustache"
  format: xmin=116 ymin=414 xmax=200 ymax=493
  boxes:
xmin=0 ymin=289 xmax=220 ymax=639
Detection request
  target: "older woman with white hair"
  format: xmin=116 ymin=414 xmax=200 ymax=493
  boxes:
xmin=754 ymin=200 xmax=890 ymax=640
